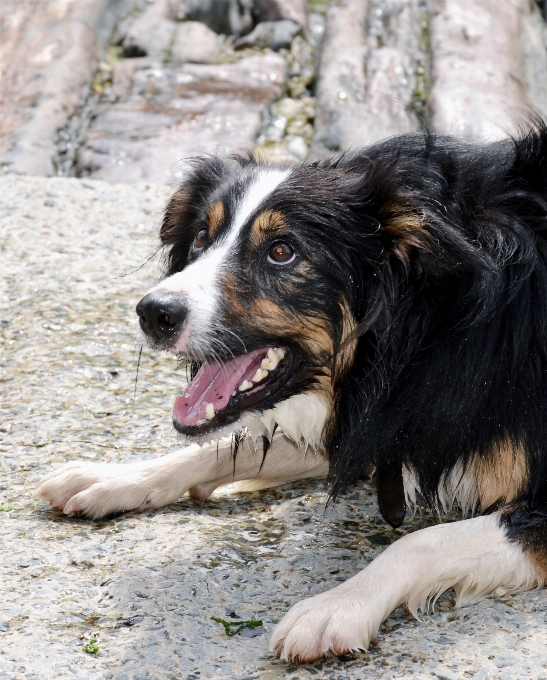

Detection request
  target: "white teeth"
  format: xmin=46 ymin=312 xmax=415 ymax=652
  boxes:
xmin=267 ymin=347 xmax=278 ymax=363
xmin=251 ymin=368 xmax=269 ymax=383
xmin=170 ymin=394 xmax=177 ymax=406
xmin=232 ymin=390 xmax=237 ymax=397
xmin=238 ymin=348 xmax=286 ymax=394
xmin=260 ymin=347 xmax=283 ymax=371
xmin=205 ymin=403 xmax=215 ymax=420
xmin=274 ymin=347 xmax=286 ymax=360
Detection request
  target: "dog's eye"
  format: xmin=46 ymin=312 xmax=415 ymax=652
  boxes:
xmin=267 ymin=242 xmax=296 ymax=265
xmin=193 ymin=229 xmax=208 ymax=251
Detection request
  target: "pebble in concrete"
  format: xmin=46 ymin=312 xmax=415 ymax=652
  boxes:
xmin=3 ymin=175 xmax=547 ymax=678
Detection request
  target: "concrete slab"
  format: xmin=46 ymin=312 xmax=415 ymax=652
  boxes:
xmin=1 ymin=175 xmax=547 ymax=679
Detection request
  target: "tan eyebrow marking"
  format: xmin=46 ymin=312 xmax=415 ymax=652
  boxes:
xmin=206 ymin=200 xmax=225 ymax=238
xmin=251 ymin=210 xmax=286 ymax=245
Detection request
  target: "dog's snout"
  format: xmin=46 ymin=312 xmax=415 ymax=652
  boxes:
xmin=136 ymin=292 xmax=187 ymax=342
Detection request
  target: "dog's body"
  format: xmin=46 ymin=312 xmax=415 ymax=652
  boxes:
xmin=37 ymin=128 xmax=547 ymax=661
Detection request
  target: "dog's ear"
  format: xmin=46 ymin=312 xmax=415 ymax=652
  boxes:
xmin=380 ymin=203 xmax=430 ymax=266
xmin=160 ymin=186 xmax=193 ymax=246
xmin=160 ymin=156 xmax=232 ymax=247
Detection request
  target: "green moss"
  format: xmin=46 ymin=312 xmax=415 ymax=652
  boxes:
xmin=0 ymin=506 xmax=14 ymax=512
xmin=82 ymin=638 xmax=99 ymax=654
xmin=211 ymin=617 xmax=263 ymax=637
xmin=92 ymin=45 xmax=122 ymax=94
xmin=307 ymin=0 xmax=331 ymax=17
xmin=105 ymin=45 xmax=123 ymax=67
xmin=412 ymin=12 xmax=430 ymax=114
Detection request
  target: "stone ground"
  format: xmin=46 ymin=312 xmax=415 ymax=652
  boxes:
xmin=2 ymin=175 xmax=547 ymax=679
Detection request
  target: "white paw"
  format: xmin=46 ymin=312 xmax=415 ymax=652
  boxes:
xmin=34 ymin=462 xmax=175 ymax=519
xmin=270 ymin=584 xmax=382 ymax=662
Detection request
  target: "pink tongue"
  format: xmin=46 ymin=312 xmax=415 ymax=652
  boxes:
xmin=173 ymin=348 xmax=269 ymax=426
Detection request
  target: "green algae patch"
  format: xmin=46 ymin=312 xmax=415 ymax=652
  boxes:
xmin=0 ymin=506 xmax=14 ymax=512
xmin=211 ymin=617 xmax=263 ymax=637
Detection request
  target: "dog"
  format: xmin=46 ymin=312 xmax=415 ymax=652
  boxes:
xmin=36 ymin=126 xmax=547 ymax=662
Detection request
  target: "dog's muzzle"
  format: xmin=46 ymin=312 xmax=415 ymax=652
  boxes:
xmin=136 ymin=291 xmax=187 ymax=343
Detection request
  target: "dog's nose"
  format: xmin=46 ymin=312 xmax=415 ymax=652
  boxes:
xmin=136 ymin=292 xmax=187 ymax=341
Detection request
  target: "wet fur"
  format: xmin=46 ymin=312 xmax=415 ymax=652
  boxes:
xmin=36 ymin=126 xmax=547 ymax=661
xmin=161 ymin=128 xmax=547 ymax=568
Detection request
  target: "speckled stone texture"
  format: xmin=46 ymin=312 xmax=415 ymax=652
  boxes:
xmin=2 ymin=174 xmax=547 ymax=679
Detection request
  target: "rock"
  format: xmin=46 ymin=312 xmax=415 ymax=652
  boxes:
xmin=0 ymin=0 xmax=136 ymax=177
xmin=234 ymin=19 xmax=302 ymax=51
xmin=77 ymin=53 xmax=286 ymax=182
xmin=254 ymin=96 xmax=314 ymax=162
xmin=519 ymin=0 xmax=547 ymax=122
xmin=309 ymin=0 xmax=422 ymax=159
xmin=237 ymin=625 xmax=266 ymax=637
xmin=284 ymin=135 xmax=308 ymax=160
xmin=273 ymin=96 xmax=315 ymax=143
xmin=252 ymin=0 xmax=308 ymax=29
xmin=287 ymin=28 xmax=318 ymax=98
xmin=122 ymin=0 xmax=176 ymax=61
xmin=434 ymin=670 xmax=459 ymax=680
xmin=174 ymin=0 xmax=253 ymax=37
xmin=427 ymin=0 xmax=532 ymax=139
xmin=171 ymin=21 xmax=220 ymax=63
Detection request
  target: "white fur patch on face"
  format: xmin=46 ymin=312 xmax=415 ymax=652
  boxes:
xmin=270 ymin=514 xmax=542 ymax=662
xmin=149 ymin=168 xmax=292 ymax=354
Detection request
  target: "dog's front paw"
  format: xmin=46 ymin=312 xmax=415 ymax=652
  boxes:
xmin=270 ymin=584 xmax=381 ymax=662
xmin=34 ymin=462 xmax=165 ymax=519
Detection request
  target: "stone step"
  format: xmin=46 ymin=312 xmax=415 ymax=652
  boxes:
xmin=77 ymin=53 xmax=286 ymax=183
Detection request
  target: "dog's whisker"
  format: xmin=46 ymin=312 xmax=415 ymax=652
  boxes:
xmin=133 ymin=344 xmax=143 ymax=404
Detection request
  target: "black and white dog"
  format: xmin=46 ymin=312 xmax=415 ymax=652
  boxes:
xmin=37 ymin=128 xmax=547 ymax=661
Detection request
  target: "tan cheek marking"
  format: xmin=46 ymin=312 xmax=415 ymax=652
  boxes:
xmin=206 ymin=200 xmax=225 ymax=239
xmin=252 ymin=297 xmax=333 ymax=357
xmin=219 ymin=272 xmax=249 ymax=317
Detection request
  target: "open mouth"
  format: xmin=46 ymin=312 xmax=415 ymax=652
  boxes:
xmin=173 ymin=346 xmax=293 ymax=435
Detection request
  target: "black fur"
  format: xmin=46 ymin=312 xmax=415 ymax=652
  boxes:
xmin=162 ymin=126 xmax=547 ymax=557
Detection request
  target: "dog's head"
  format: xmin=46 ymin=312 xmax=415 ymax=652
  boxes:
xmin=136 ymin=149 xmax=436 ymax=451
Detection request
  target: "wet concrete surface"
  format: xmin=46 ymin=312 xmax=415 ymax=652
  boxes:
xmin=3 ymin=175 xmax=547 ymax=679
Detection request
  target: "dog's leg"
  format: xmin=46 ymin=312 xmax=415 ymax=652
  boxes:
xmin=270 ymin=513 xmax=542 ymax=662
xmin=34 ymin=433 xmax=328 ymax=519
